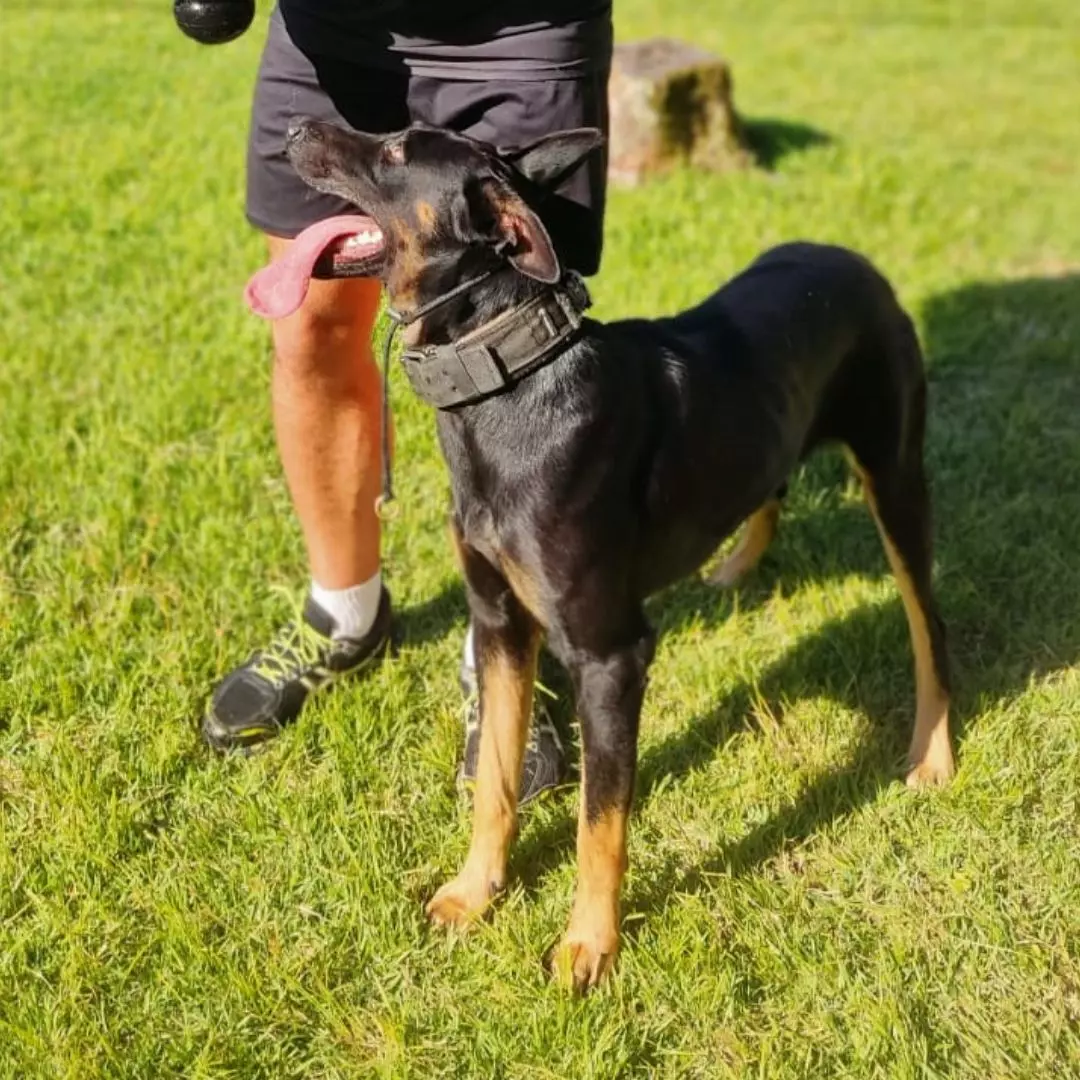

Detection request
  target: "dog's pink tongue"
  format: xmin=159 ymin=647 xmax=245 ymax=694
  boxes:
xmin=244 ymin=214 xmax=378 ymax=319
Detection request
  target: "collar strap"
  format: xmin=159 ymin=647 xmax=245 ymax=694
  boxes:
xmin=399 ymin=271 xmax=592 ymax=409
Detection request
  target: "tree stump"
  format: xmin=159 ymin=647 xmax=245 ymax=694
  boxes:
xmin=607 ymin=38 xmax=753 ymax=186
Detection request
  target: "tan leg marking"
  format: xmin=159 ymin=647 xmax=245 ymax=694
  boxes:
xmin=427 ymin=632 xmax=540 ymax=927
xmin=859 ymin=474 xmax=954 ymax=788
xmin=708 ymin=499 xmax=781 ymax=587
xmin=498 ymin=554 xmax=547 ymax=626
xmin=449 ymin=519 xmax=547 ymax=627
xmin=553 ymin=793 xmax=628 ymax=992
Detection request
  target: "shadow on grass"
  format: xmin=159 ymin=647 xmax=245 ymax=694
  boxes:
xmin=396 ymin=578 xmax=467 ymax=648
xmin=510 ymin=272 xmax=1080 ymax=904
xmin=743 ymin=116 xmax=833 ymax=169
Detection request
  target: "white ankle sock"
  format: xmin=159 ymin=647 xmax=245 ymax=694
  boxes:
xmin=310 ymin=572 xmax=382 ymax=640
xmin=462 ymin=623 xmax=476 ymax=674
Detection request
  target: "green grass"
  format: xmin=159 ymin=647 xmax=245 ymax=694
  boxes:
xmin=2 ymin=1 xmax=1079 ymax=1076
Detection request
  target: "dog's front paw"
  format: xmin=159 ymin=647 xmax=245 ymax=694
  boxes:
xmin=425 ymin=870 xmax=501 ymax=929
xmin=551 ymin=930 xmax=619 ymax=992
xmin=905 ymin=757 xmax=955 ymax=789
xmin=905 ymin=736 xmax=955 ymax=789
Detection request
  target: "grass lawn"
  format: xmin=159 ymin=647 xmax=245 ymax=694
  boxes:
xmin=2 ymin=0 xmax=1079 ymax=1075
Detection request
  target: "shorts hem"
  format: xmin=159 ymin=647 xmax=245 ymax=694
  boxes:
xmin=245 ymin=211 xmax=309 ymax=240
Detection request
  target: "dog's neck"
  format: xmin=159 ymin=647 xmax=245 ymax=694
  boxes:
xmin=389 ymin=253 xmax=591 ymax=412
xmin=401 ymin=253 xmax=549 ymax=350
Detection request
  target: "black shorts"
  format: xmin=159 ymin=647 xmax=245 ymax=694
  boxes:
xmin=246 ymin=5 xmax=612 ymax=275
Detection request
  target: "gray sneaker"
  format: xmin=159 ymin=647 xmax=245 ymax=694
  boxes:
xmin=457 ymin=667 xmax=566 ymax=805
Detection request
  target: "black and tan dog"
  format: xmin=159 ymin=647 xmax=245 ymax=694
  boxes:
xmin=282 ymin=119 xmax=955 ymax=990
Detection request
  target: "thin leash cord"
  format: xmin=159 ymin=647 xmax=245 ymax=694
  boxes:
xmin=375 ymin=319 xmax=402 ymax=520
xmin=374 ymin=260 xmax=505 ymax=521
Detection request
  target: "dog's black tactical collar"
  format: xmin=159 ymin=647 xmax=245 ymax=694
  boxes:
xmin=397 ymin=271 xmax=592 ymax=409
xmin=373 ymin=264 xmax=589 ymax=515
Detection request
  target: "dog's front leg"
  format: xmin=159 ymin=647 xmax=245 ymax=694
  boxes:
xmin=427 ymin=546 xmax=540 ymax=928
xmin=553 ymin=630 xmax=654 ymax=991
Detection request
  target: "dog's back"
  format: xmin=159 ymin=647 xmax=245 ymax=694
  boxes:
xmin=592 ymin=242 xmax=926 ymax=592
xmin=662 ymin=242 xmax=922 ymax=456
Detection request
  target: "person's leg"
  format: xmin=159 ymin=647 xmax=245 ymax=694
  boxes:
xmin=202 ymin=246 xmax=395 ymax=751
xmin=267 ymin=235 xmax=384 ymax=591
xmin=203 ymin=12 xmax=403 ymax=751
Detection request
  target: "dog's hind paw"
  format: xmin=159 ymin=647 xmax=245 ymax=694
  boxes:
xmin=706 ymin=559 xmax=746 ymax=588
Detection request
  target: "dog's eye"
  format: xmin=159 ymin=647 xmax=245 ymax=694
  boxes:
xmin=382 ymin=139 xmax=406 ymax=165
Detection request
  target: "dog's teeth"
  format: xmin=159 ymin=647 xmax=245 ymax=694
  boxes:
xmin=345 ymin=231 xmax=384 ymax=247
xmin=342 ymin=229 xmax=382 ymax=249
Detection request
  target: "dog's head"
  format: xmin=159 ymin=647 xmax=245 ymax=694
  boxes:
xmin=285 ymin=120 xmax=602 ymax=315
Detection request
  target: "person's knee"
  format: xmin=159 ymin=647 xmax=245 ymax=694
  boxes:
xmin=264 ymin=233 xmax=382 ymax=380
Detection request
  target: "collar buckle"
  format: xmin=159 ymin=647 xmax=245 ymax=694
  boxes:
xmin=560 ymin=270 xmax=592 ymax=317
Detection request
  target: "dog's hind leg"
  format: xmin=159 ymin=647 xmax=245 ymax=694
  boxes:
xmin=427 ymin=534 xmax=541 ymax=928
xmin=708 ymin=496 xmax=782 ymax=587
xmin=861 ymin=462 xmax=954 ymax=787
xmin=847 ymin=360 xmax=954 ymax=788
xmin=550 ymin=622 xmax=655 ymax=991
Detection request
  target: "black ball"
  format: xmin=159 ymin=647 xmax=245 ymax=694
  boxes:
xmin=174 ymin=0 xmax=255 ymax=45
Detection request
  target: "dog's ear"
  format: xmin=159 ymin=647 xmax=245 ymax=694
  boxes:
xmin=503 ymin=128 xmax=605 ymax=189
xmin=457 ymin=176 xmax=561 ymax=284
